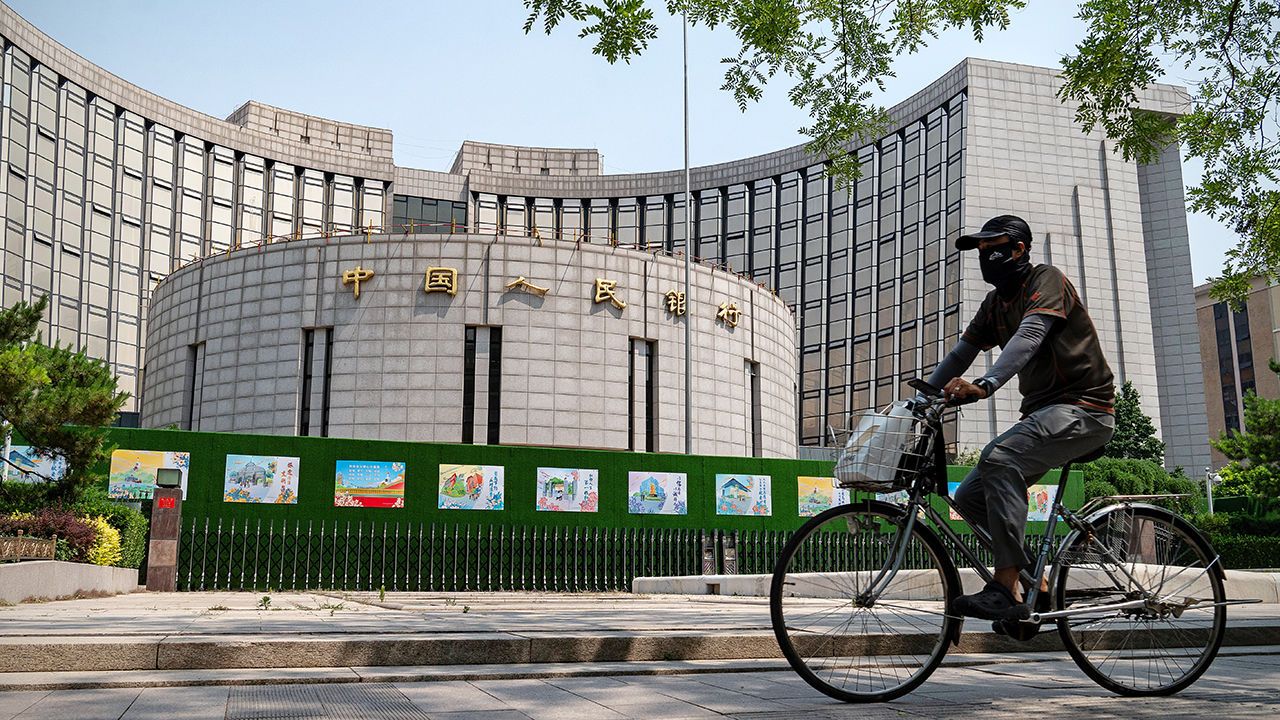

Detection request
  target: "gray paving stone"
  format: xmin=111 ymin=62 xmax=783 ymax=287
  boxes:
xmin=393 ymin=681 xmax=511 ymax=712
xmin=0 ymin=692 xmax=46 ymax=720
xmin=120 ymin=686 xmax=231 ymax=720
xmin=13 ymin=688 xmax=141 ymax=720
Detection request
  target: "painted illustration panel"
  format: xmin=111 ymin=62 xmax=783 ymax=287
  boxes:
xmin=108 ymin=450 xmax=190 ymax=500
xmin=876 ymin=490 xmax=910 ymax=505
xmin=946 ymin=481 xmax=1055 ymax=521
xmin=1026 ymin=484 xmax=1054 ymax=522
xmin=4 ymin=446 xmax=66 ymax=484
xmin=627 ymin=472 xmax=688 ymax=515
xmin=222 ymin=455 xmax=300 ymax=504
xmin=715 ymin=474 xmax=771 ymax=516
xmin=438 ymin=464 xmax=505 ymax=511
xmin=948 ymin=481 xmax=964 ymax=520
xmin=334 ymin=460 xmax=406 ymax=508
xmin=797 ymin=476 xmax=850 ymax=517
xmin=536 ymin=467 xmax=599 ymax=513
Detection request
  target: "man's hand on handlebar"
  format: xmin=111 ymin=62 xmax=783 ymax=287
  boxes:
xmin=943 ymin=377 xmax=988 ymax=405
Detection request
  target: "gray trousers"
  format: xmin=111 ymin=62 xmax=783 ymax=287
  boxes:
xmin=954 ymin=403 xmax=1115 ymax=570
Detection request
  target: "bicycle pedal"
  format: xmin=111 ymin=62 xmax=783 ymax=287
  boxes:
xmin=992 ymin=619 xmax=1041 ymax=642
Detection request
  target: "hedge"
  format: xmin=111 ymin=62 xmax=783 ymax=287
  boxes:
xmin=1207 ymin=533 xmax=1280 ymax=570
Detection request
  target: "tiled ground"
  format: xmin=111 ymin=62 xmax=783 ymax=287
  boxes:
xmin=1 ymin=652 xmax=1276 ymax=719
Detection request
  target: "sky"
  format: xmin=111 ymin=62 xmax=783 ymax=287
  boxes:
xmin=8 ymin=0 xmax=1232 ymax=283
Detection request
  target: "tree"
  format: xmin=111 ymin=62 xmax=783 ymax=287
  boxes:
xmin=1211 ymin=359 xmax=1280 ymax=500
xmin=522 ymin=0 xmax=1024 ymax=181
xmin=522 ymin=1 xmax=1280 ymax=303
xmin=0 ymin=295 xmax=128 ymax=501
xmin=1102 ymin=381 xmax=1165 ymax=465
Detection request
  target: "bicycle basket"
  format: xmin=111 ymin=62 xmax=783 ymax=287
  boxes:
xmin=834 ymin=401 xmax=932 ymax=493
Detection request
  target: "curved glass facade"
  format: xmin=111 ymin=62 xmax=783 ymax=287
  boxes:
xmin=0 ymin=30 xmax=389 ymax=417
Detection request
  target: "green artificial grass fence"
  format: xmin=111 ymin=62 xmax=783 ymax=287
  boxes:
xmin=102 ymin=427 xmax=1083 ymax=535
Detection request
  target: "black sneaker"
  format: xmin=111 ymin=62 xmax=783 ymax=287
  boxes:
xmin=953 ymin=581 xmax=1031 ymax=621
xmin=992 ymin=590 xmax=1051 ymax=640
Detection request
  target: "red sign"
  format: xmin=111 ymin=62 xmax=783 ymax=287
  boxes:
xmin=157 ymin=497 xmax=175 ymax=509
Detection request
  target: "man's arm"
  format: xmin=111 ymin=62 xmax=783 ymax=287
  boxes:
xmin=944 ymin=314 xmax=1057 ymax=401
xmin=926 ymin=339 xmax=981 ymax=390
xmin=976 ymin=313 xmax=1055 ymax=393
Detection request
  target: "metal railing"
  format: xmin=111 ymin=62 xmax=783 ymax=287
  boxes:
xmin=176 ymin=515 xmax=1017 ymax=593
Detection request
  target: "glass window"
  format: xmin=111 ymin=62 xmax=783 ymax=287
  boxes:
xmin=532 ymin=198 xmax=555 ymax=239
xmin=503 ymin=196 xmax=527 ymax=235
xmin=476 ymin=193 xmax=499 ymax=233
xmin=560 ymin=199 xmax=583 ymax=240
xmin=330 ymin=175 xmax=355 ymax=233
xmin=616 ymin=198 xmax=638 ymax=246
xmin=642 ymin=195 xmax=666 ymax=250
xmin=359 ymin=181 xmax=385 ymax=228
xmin=587 ymin=199 xmax=612 ymax=243
xmin=696 ymin=191 xmax=720 ymax=260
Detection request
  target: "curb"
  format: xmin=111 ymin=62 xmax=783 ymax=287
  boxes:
xmin=4 ymin=622 xmax=1279 ymax=674
xmin=2 ymin=646 xmax=1277 ymax=693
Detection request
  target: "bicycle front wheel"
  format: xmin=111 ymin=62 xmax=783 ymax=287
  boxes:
xmin=1054 ymin=504 xmax=1227 ymax=696
xmin=769 ymin=499 xmax=961 ymax=703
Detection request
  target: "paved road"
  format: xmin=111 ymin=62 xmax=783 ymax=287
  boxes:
xmin=1 ymin=651 xmax=1275 ymax=719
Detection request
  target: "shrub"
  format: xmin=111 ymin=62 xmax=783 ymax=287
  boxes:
xmin=0 ymin=480 xmax=52 ymax=514
xmin=1207 ymin=533 xmax=1280 ymax=570
xmin=1187 ymin=511 xmax=1232 ymax=536
xmin=0 ymin=508 xmax=96 ymax=560
xmin=1083 ymin=479 xmax=1118 ymax=500
xmin=1081 ymin=457 xmax=1166 ymax=495
xmin=71 ymin=487 xmax=149 ymax=568
xmin=82 ymin=515 xmax=122 ymax=566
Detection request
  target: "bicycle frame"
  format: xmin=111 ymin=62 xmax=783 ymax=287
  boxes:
xmin=865 ymin=413 xmax=1137 ymax=619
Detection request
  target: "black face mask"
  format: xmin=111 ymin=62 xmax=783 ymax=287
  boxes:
xmin=978 ymin=241 xmax=1029 ymax=290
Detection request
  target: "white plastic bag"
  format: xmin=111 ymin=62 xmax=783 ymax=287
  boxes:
xmin=834 ymin=400 xmax=918 ymax=491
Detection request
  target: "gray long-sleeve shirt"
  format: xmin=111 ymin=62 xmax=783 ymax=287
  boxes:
xmin=925 ymin=313 xmax=1056 ymax=395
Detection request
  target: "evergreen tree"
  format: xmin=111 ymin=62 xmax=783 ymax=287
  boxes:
xmin=1211 ymin=359 xmax=1280 ymax=500
xmin=0 ymin=295 xmax=128 ymax=501
xmin=1103 ymin=381 xmax=1165 ymax=465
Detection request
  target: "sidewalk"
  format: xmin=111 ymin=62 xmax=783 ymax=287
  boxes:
xmin=0 ymin=591 xmax=1277 ymax=690
xmin=2 ymin=651 xmax=1278 ymax=719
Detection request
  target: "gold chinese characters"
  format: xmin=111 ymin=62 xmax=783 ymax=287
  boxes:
xmin=340 ymin=265 xmax=374 ymax=300
xmin=424 ymin=266 xmax=459 ymax=295
xmin=717 ymin=301 xmax=742 ymax=328
xmin=505 ymin=276 xmax=549 ymax=296
xmin=593 ymin=278 xmax=627 ymax=310
xmin=664 ymin=290 xmax=687 ymax=316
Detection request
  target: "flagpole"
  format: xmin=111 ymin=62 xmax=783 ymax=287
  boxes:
xmin=682 ymin=10 xmax=693 ymax=455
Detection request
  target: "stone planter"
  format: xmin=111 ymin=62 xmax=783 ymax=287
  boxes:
xmin=0 ymin=561 xmax=138 ymax=604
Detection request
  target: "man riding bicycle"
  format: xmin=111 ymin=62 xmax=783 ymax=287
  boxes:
xmin=923 ymin=214 xmax=1115 ymax=622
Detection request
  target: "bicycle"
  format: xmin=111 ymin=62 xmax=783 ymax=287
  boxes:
xmin=769 ymin=378 xmax=1256 ymax=702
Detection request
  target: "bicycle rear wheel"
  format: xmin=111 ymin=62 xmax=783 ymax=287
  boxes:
xmin=1054 ymin=504 xmax=1226 ymax=696
xmin=769 ymin=499 xmax=961 ymax=703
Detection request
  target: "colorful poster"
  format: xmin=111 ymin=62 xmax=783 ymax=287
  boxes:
xmin=536 ymin=467 xmax=599 ymax=512
xmin=715 ymin=474 xmax=771 ymax=516
xmin=222 ymin=454 xmax=300 ymax=504
xmin=108 ymin=449 xmax=190 ymax=500
xmin=945 ymin=481 xmax=1055 ymax=521
xmin=334 ymin=460 xmax=406 ymax=508
xmin=797 ymin=476 xmax=850 ymax=517
xmin=438 ymin=464 xmax=505 ymax=511
xmin=948 ymin=481 xmax=964 ymax=520
xmin=627 ymin=472 xmax=687 ymax=515
xmin=876 ymin=490 xmax=910 ymax=505
xmin=1027 ymin=484 xmax=1054 ymax=522
xmin=4 ymin=446 xmax=66 ymax=484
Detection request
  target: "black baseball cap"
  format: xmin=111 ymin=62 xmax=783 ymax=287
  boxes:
xmin=956 ymin=214 xmax=1032 ymax=251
